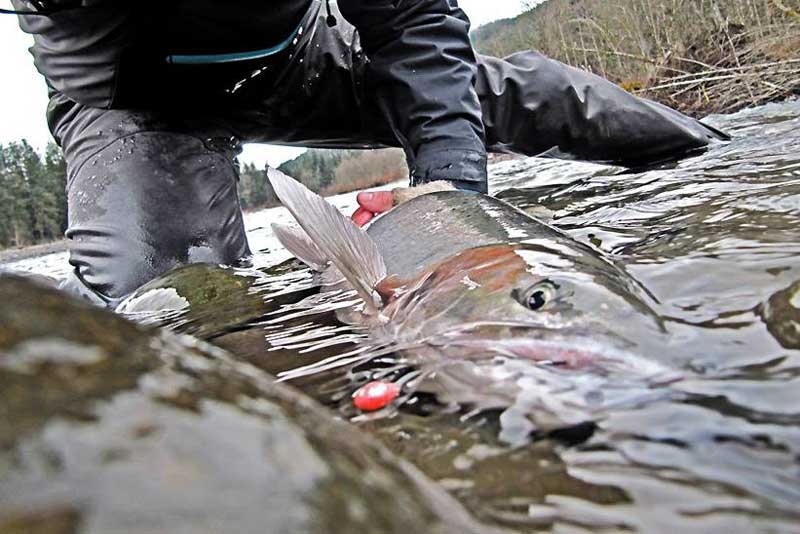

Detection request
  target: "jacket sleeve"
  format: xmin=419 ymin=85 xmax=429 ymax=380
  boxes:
xmin=337 ymin=0 xmax=488 ymax=193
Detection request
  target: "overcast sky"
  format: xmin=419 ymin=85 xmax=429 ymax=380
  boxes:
xmin=0 ymin=1 xmax=529 ymax=167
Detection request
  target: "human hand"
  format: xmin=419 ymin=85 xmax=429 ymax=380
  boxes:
xmin=351 ymin=191 xmax=394 ymax=227
xmin=351 ymin=181 xmax=456 ymax=227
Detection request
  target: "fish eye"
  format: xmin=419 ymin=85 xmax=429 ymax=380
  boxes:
xmin=519 ymin=280 xmax=559 ymax=311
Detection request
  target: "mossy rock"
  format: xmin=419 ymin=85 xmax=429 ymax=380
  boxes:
xmin=116 ymin=261 xmax=315 ymax=339
xmin=0 ymin=275 xmax=503 ymax=534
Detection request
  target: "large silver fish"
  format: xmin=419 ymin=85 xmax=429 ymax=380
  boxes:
xmin=269 ymin=170 xmax=681 ymax=439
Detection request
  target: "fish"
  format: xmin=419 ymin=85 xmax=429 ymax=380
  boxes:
xmin=268 ymin=169 xmax=682 ymax=440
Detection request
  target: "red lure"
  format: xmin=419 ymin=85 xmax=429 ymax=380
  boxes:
xmin=352 ymin=380 xmax=400 ymax=411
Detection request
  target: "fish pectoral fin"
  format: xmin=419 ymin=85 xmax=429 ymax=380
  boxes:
xmin=268 ymin=168 xmax=388 ymax=314
xmin=272 ymin=223 xmax=329 ymax=271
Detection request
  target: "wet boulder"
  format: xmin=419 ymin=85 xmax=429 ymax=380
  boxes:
xmin=758 ymin=278 xmax=800 ymax=349
xmin=0 ymin=275 xmax=501 ymax=534
xmin=115 ymin=261 xmax=316 ymax=339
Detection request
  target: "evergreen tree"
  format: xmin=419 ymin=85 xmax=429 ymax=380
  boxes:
xmin=24 ymin=141 xmax=61 ymax=242
xmin=237 ymin=161 xmax=278 ymax=211
xmin=2 ymin=142 xmax=36 ymax=247
xmin=0 ymin=144 xmax=15 ymax=247
xmin=277 ymin=148 xmax=356 ymax=192
xmin=44 ymin=141 xmax=68 ymax=235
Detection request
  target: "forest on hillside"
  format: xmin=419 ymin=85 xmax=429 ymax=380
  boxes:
xmin=0 ymin=141 xmax=66 ymax=249
xmin=238 ymin=147 xmax=408 ymax=211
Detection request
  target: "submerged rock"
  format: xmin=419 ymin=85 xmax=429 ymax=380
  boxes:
xmin=0 ymin=275 xmax=502 ymax=534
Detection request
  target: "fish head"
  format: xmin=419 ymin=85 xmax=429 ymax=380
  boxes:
xmin=375 ymin=241 xmax=679 ymax=435
xmin=378 ymin=242 xmax=666 ymax=371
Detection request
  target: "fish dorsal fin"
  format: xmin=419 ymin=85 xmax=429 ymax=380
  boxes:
xmin=271 ymin=223 xmax=329 ymax=272
xmin=268 ymin=168 xmax=387 ymax=312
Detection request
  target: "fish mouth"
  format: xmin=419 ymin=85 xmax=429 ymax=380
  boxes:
xmin=417 ymin=320 xmax=680 ymax=384
xmin=391 ymin=322 xmax=685 ymax=435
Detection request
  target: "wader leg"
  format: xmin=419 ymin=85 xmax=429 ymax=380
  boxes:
xmin=49 ymin=94 xmax=251 ymax=305
xmin=474 ymin=51 xmax=729 ymax=167
xmin=233 ymin=8 xmax=726 ymax=172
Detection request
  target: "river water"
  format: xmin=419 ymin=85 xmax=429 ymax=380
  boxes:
xmin=3 ymin=100 xmax=799 ymax=532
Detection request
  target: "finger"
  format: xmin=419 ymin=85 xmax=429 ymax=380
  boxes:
xmin=356 ymin=191 xmax=394 ymax=214
xmin=351 ymin=207 xmax=374 ymax=227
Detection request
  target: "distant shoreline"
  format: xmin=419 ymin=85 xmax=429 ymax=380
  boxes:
xmin=0 ymin=239 xmax=68 ymax=264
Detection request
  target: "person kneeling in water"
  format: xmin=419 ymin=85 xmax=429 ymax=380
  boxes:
xmin=10 ymin=0 xmax=727 ymax=305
